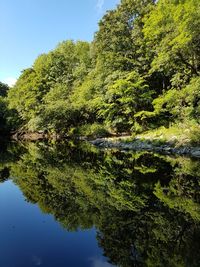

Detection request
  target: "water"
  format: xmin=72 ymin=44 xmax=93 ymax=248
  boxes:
xmin=0 ymin=181 xmax=110 ymax=267
xmin=0 ymin=141 xmax=200 ymax=267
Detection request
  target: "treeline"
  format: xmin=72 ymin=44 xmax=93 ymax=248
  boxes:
xmin=0 ymin=82 xmax=19 ymax=136
xmin=2 ymin=0 xmax=200 ymax=137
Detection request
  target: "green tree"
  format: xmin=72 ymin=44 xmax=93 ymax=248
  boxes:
xmin=98 ymin=71 xmax=153 ymax=132
xmin=143 ymin=0 xmax=200 ymax=79
xmin=0 ymin=82 xmax=9 ymax=97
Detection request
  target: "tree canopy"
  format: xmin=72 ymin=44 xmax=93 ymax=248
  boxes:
xmin=2 ymin=0 xmax=200 ymax=138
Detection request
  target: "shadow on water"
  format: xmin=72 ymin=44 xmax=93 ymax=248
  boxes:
xmin=1 ymin=140 xmax=200 ymax=267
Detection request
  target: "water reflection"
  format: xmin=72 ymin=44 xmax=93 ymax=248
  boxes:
xmin=1 ymin=140 xmax=200 ymax=267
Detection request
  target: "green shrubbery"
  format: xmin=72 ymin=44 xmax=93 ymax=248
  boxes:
xmin=188 ymin=124 xmax=200 ymax=145
xmin=75 ymin=123 xmax=110 ymax=138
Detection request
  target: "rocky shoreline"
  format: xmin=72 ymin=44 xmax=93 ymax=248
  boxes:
xmin=10 ymin=131 xmax=200 ymax=158
xmin=90 ymin=138 xmax=200 ymax=158
xmin=11 ymin=131 xmax=62 ymax=141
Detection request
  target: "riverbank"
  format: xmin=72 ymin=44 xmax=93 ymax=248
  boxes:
xmin=90 ymin=136 xmax=200 ymax=158
xmin=89 ymin=124 xmax=200 ymax=158
xmin=10 ymin=124 xmax=200 ymax=158
xmin=10 ymin=132 xmax=200 ymax=158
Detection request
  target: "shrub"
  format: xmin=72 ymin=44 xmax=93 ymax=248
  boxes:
xmin=76 ymin=123 xmax=110 ymax=138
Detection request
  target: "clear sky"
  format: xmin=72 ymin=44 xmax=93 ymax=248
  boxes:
xmin=0 ymin=0 xmax=120 ymax=86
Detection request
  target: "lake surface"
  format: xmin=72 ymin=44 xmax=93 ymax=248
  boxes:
xmin=0 ymin=141 xmax=200 ymax=267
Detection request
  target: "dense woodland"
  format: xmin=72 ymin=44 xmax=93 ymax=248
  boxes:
xmin=1 ymin=0 xmax=200 ymax=140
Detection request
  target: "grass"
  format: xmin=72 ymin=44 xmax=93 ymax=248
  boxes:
xmin=137 ymin=122 xmax=200 ymax=147
xmin=74 ymin=121 xmax=200 ymax=148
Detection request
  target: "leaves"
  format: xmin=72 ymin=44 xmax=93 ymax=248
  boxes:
xmin=4 ymin=0 xmax=200 ymax=136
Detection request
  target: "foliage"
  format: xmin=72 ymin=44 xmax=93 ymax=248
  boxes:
xmin=0 ymin=82 xmax=9 ymax=97
xmin=0 ymin=82 xmax=21 ymax=134
xmin=4 ymin=0 xmax=200 ymax=139
xmin=76 ymin=123 xmax=110 ymax=138
xmin=99 ymin=71 xmax=153 ymax=132
xmin=0 ymin=97 xmax=8 ymax=133
xmin=143 ymin=0 xmax=200 ymax=77
xmin=1 ymin=141 xmax=200 ymax=266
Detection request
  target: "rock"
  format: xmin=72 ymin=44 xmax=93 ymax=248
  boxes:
xmin=191 ymin=149 xmax=200 ymax=157
xmin=163 ymin=147 xmax=172 ymax=152
xmin=181 ymin=147 xmax=190 ymax=154
xmin=162 ymin=147 xmax=172 ymax=154
xmin=91 ymin=139 xmax=105 ymax=146
xmin=89 ymin=137 xmax=200 ymax=158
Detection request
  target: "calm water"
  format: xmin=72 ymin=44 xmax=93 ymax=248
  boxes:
xmin=0 ymin=141 xmax=200 ymax=267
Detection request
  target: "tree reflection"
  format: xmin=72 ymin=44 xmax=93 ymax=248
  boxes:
xmin=1 ymin=140 xmax=200 ymax=267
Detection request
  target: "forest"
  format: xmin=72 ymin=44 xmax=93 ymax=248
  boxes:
xmin=1 ymin=0 xmax=200 ymax=142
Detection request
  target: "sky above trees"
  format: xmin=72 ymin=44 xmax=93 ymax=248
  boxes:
xmin=0 ymin=0 xmax=119 ymax=86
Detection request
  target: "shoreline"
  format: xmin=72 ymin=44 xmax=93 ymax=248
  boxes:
xmin=10 ymin=131 xmax=200 ymax=158
xmin=90 ymin=137 xmax=200 ymax=158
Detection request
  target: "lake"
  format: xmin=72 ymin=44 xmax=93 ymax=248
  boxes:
xmin=0 ymin=140 xmax=200 ymax=267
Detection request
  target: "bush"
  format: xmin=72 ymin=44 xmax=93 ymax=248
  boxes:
xmin=76 ymin=123 xmax=110 ymax=138
xmin=188 ymin=124 xmax=200 ymax=145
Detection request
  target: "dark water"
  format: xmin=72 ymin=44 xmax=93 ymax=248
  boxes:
xmin=0 ymin=141 xmax=200 ymax=267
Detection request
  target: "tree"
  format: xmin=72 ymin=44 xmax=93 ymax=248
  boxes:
xmin=99 ymin=71 xmax=153 ymax=132
xmin=0 ymin=82 xmax=9 ymax=97
xmin=143 ymin=0 xmax=200 ymax=79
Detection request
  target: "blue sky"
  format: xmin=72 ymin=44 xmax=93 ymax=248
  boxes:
xmin=0 ymin=0 xmax=119 ymax=86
